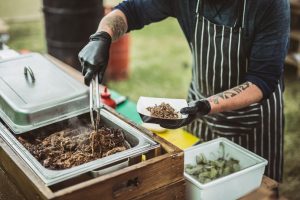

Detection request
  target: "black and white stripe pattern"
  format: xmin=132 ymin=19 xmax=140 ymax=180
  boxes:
xmin=186 ymin=0 xmax=284 ymax=182
xmin=253 ymin=84 xmax=284 ymax=181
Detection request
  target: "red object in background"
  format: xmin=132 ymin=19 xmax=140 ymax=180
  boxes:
xmin=101 ymin=86 xmax=116 ymax=108
xmin=19 ymin=49 xmax=31 ymax=54
xmin=106 ymin=34 xmax=130 ymax=81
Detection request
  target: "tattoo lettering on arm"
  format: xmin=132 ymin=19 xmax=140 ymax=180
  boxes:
xmin=105 ymin=15 xmax=127 ymax=41
xmin=208 ymin=82 xmax=251 ymax=104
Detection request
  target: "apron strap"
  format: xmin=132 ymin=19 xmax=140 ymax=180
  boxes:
xmin=195 ymin=0 xmax=201 ymax=14
xmin=234 ymin=0 xmax=246 ymax=31
xmin=238 ymin=0 xmax=252 ymax=58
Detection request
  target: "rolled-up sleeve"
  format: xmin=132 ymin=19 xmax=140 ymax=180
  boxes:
xmin=115 ymin=0 xmax=176 ymax=32
xmin=245 ymin=0 xmax=290 ymax=99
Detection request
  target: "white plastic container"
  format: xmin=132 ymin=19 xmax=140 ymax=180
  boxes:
xmin=184 ymin=138 xmax=268 ymax=200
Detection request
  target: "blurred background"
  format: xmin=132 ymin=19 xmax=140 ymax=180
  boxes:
xmin=0 ymin=0 xmax=299 ymax=199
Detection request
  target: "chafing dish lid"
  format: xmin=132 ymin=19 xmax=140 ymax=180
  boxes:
xmin=0 ymin=53 xmax=89 ymax=134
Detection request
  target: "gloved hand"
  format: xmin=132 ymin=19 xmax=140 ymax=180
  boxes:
xmin=78 ymin=31 xmax=112 ymax=85
xmin=160 ymin=99 xmax=211 ymax=129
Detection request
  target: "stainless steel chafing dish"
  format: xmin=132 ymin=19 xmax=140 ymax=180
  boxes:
xmin=0 ymin=53 xmax=89 ymax=134
xmin=0 ymin=53 xmax=159 ymax=186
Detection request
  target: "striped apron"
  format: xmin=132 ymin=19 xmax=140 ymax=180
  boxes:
xmin=187 ymin=0 xmax=284 ymax=181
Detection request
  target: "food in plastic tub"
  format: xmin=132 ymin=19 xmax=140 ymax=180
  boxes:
xmin=184 ymin=138 xmax=267 ymax=200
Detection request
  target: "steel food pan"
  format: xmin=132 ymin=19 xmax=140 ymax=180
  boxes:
xmin=0 ymin=109 xmax=159 ymax=186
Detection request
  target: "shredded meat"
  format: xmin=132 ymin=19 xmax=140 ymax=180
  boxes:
xmin=17 ymin=126 xmax=129 ymax=170
xmin=147 ymin=102 xmax=179 ymax=119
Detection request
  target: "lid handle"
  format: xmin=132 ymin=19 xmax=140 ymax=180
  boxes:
xmin=24 ymin=66 xmax=35 ymax=83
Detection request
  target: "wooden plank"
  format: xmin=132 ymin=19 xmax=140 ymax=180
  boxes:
xmin=0 ymin=137 xmax=54 ymax=200
xmin=0 ymin=167 xmax=26 ymax=200
xmin=52 ymin=152 xmax=183 ymax=200
xmin=133 ymin=179 xmax=185 ymax=200
xmin=261 ymin=176 xmax=279 ymax=190
xmin=240 ymin=176 xmax=278 ymax=200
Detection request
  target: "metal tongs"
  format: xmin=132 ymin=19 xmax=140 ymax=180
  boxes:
xmin=90 ymin=76 xmax=101 ymax=131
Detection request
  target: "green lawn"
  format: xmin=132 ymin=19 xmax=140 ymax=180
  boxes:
xmin=5 ymin=18 xmax=300 ymax=199
xmin=7 ymin=20 xmax=45 ymax=53
xmin=279 ymin=68 xmax=300 ymax=199
xmin=0 ymin=0 xmax=41 ymax=20
xmin=108 ymin=19 xmax=192 ymax=101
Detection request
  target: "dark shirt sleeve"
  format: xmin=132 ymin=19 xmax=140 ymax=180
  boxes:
xmin=245 ymin=0 xmax=290 ymax=99
xmin=115 ymin=0 xmax=176 ymax=32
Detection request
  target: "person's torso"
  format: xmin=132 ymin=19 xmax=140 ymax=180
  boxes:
xmin=175 ymin=0 xmax=283 ymax=131
xmin=174 ymin=0 xmax=270 ymax=50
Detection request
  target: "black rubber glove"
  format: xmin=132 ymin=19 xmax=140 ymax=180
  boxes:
xmin=160 ymin=99 xmax=211 ymax=129
xmin=78 ymin=31 xmax=112 ymax=85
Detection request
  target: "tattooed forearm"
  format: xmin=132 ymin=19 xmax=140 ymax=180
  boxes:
xmin=208 ymin=82 xmax=251 ymax=105
xmin=105 ymin=15 xmax=127 ymax=41
xmin=98 ymin=10 xmax=128 ymax=41
xmin=207 ymin=82 xmax=263 ymax=114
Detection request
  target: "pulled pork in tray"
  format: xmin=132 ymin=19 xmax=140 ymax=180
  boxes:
xmin=17 ymin=119 xmax=129 ymax=170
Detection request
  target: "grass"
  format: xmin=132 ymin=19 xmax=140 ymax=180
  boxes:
xmin=279 ymin=68 xmax=300 ymax=200
xmin=7 ymin=20 xmax=45 ymax=53
xmin=5 ymin=17 xmax=300 ymax=199
xmin=108 ymin=19 xmax=192 ymax=101
xmin=0 ymin=0 xmax=41 ymax=20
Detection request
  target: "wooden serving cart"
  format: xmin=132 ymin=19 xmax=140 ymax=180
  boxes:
xmin=0 ymin=109 xmax=185 ymax=200
xmin=0 ymin=55 xmax=279 ymax=200
xmin=0 ymin=55 xmax=184 ymax=200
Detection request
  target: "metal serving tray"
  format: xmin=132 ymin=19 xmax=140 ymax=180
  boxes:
xmin=0 ymin=109 xmax=159 ymax=186
xmin=0 ymin=53 xmax=89 ymax=134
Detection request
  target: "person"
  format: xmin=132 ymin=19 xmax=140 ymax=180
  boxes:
xmin=78 ymin=0 xmax=290 ymax=182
